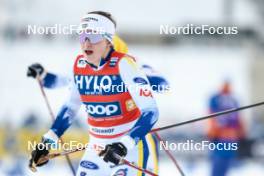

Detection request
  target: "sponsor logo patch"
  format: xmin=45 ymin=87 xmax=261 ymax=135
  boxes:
xmin=77 ymin=59 xmax=87 ymax=68
xmin=110 ymin=57 xmax=119 ymax=67
xmin=140 ymin=88 xmax=153 ymax=97
xmin=83 ymin=17 xmax=98 ymax=22
xmin=85 ymin=102 xmax=121 ymax=117
xmin=91 ymin=127 xmax=114 ymax=134
xmin=80 ymin=160 xmax=99 ymax=170
xmin=80 ymin=171 xmax=87 ymax=176
xmin=125 ymin=99 xmax=137 ymax=111
xmin=133 ymin=77 xmax=148 ymax=85
xmin=75 ymin=74 xmax=126 ymax=95
xmin=114 ymin=168 xmax=128 ymax=176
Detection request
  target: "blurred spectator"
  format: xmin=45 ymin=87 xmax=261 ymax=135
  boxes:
xmin=5 ymin=155 xmax=25 ymax=176
xmin=207 ymin=81 xmax=245 ymax=176
xmin=21 ymin=112 xmax=39 ymax=129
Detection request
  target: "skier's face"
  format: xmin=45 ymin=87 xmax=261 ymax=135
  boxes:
xmin=81 ymin=37 xmax=111 ymax=62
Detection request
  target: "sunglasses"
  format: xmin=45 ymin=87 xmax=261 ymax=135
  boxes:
xmin=79 ymin=32 xmax=105 ymax=44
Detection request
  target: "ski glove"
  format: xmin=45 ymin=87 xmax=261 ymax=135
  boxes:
xmin=29 ymin=142 xmax=50 ymax=170
xmin=99 ymin=142 xmax=127 ymax=165
xmin=27 ymin=63 xmax=45 ymax=78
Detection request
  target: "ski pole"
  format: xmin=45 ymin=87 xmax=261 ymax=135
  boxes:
xmin=34 ymin=145 xmax=158 ymax=176
xmin=154 ymin=132 xmax=185 ymax=176
xmin=150 ymin=101 xmax=264 ymax=133
xmin=122 ymin=159 xmax=158 ymax=176
xmin=35 ymin=77 xmax=76 ymax=175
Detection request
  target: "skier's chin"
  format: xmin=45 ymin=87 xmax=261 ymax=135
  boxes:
xmin=84 ymin=54 xmax=95 ymax=60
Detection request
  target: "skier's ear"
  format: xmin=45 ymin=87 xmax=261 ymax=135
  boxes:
xmin=107 ymin=40 xmax=113 ymax=47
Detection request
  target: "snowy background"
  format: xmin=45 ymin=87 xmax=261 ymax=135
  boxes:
xmin=0 ymin=0 xmax=264 ymax=176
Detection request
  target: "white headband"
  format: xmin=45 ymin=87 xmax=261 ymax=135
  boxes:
xmin=79 ymin=13 xmax=116 ymax=43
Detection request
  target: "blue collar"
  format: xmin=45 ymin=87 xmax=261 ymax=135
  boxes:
xmin=87 ymin=47 xmax=114 ymax=69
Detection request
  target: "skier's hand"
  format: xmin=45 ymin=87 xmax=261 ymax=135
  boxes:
xmin=99 ymin=142 xmax=127 ymax=165
xmin=29 ymin=143 xmax=49 ymax=171
xmin=27 ymin=63 xmax=45 ymax=78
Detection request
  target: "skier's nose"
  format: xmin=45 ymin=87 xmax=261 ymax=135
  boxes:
xmin=84 ymin=38 xmax=92 ymax=47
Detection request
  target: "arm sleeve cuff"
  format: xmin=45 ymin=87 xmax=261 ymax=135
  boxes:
xmin=120 ymin=135 xmax=136 ymax=150
xmin=43 ymin=129 xmax=59 ymax=143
